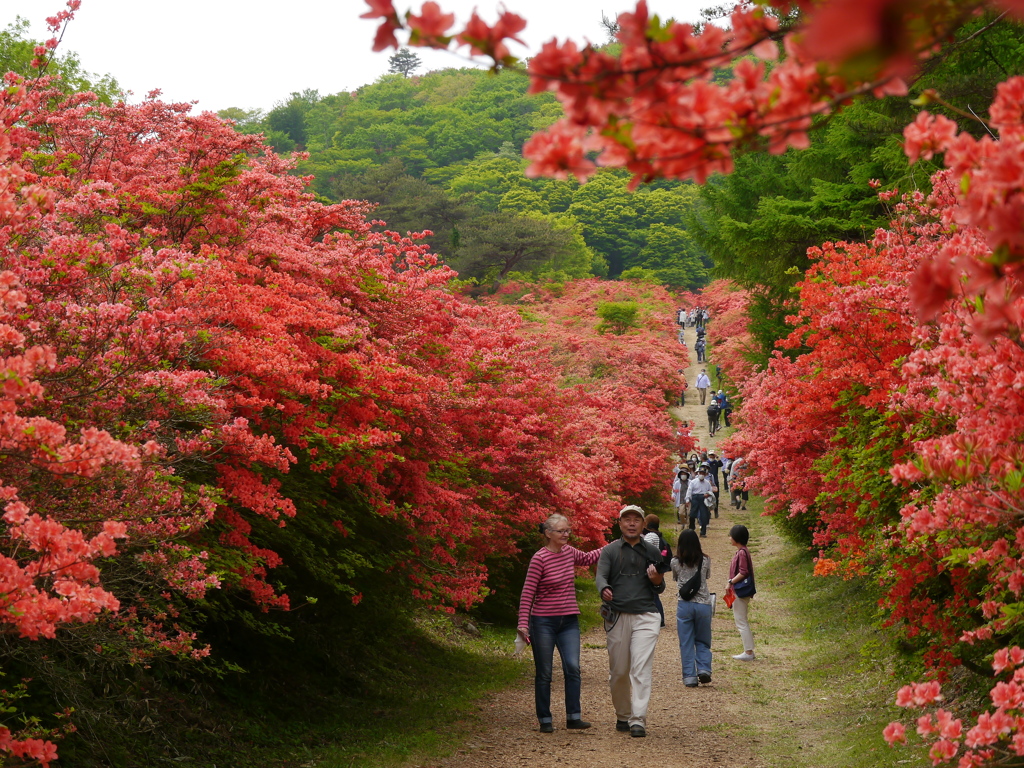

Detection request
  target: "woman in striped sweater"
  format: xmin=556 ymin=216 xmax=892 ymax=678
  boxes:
xmin=518 ymin=514 xmax=606 ymax=733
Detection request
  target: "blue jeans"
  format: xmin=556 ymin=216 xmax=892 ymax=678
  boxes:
xmin=676 ymin=601 xmax=713 ymax=685
xmin=530 ymin=615 xmax=582 ymax=723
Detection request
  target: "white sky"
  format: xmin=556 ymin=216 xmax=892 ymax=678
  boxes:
xmin=2 ymin=0 xmax=709 ymax=114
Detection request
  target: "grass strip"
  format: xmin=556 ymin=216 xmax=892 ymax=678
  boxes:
xmin=734 ymin=499 xmax=929 ymax=768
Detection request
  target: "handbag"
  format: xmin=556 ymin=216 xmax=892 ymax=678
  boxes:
xmin=677 ymin=555 xmax=708 ymax=601
xmin=733 ymin=548 xmax=756 ymax=598
xmin=734 ymin=575 xmax=756 ymax=598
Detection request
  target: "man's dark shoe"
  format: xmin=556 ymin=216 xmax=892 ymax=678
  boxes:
xmin=698 ymin=671 xmax=712 ymax=684
xmin=630 ymin=724 xmax=646 ymax=738
xmin=566 ymin=719 xmax=591 ymax=730
xmin=616 ymin=720 xmax=630 ymax=732
xmin=540 ymin=722 xmax=554 ymax=733
xmin=685 ymin=682 xmax=698 ymax=688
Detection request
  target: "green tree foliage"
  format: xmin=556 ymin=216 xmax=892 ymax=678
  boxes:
xmin=265 ymin=88 xmax=321 ymax=150
xmin=0 ymin=17 xmax=121 ymax=101
xmin=453 ymin=211 xmax=578 ymax=281
xmin=388 ymin=47 xmax=421 ymax=77
xmin=332 ymin=159 xmax=468 ymax=257
xmin=689 ymin=16 xmax=1024 ymax=363
xmin=235 ymin=67 xmax=712 ymax=289
xmin=595 ymin=300 xmax=640 ymax=335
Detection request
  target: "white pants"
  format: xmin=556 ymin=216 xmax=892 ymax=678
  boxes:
xmin=732 ymin=596 xmax=755 ymax=651
xmin=606 ymin=611 xmax=661 ymax=726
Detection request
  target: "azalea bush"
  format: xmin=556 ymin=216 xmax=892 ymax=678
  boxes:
xmin=0 ymin=16 xmax=690 ymax=762
xmin=700 ymin=280 xmax=756 ymax=386
xmin=363 ymin=0 xmax=1024 ymax=764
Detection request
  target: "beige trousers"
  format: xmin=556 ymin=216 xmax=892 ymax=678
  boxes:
xmin=732 ymin=596 xmax=755 ymax=651
xmin=606 ymin=611 xmax=661 ymax=726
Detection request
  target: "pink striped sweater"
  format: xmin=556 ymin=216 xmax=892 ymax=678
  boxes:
xmin=518 ymin=545 xmax=605 ymax=631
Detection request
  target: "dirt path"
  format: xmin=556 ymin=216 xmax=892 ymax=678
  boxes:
xmin=424 ymin=323 xmax=770 ymax=768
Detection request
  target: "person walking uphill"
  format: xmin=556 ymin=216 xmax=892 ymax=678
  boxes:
xmin=596 ymin=506 xmax=666 ymax=738
xmin=518 ymin=514 xmax=605 ymax=733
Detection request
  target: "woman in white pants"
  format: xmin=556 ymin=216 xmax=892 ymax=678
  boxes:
xmin=727 ymin=524 xmax=756 ymax=660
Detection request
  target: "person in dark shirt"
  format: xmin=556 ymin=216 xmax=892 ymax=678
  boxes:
xmin=596 ymin=506 xmax=665 ymax=738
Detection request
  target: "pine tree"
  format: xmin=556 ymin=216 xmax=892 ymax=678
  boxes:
xmin=388 ymin=47 xmax=421 ymax=77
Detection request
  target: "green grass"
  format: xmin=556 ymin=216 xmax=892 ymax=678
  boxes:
xmin=737 ymin=499 xmax=930 ymax=768
xmin=310 ymin=617 xmax=528 ymax=768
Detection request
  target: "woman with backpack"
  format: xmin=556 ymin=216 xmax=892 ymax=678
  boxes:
xmin=672 ymin=529 xmax=713 ymax=687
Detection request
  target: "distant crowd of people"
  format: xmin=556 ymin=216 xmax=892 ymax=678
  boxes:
xmin=677 ymin=307 xmax=710 ymax=361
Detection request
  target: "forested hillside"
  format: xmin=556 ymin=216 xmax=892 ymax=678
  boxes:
xmin=219 ymin=64 xmax=712 ymax=287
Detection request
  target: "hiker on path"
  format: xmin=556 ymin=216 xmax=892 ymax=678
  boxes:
xmin=696 ymin=370 xmax=711 ymax=405
xmin=705 ymin=452 xmax=723 ymax=516
xmin=685 ymin=466 xmax=716 ymax=537
xmin=672 ymin=470 xmax=690 ymax=523
xmin=707 ymin=399 xmax=721 ymax=437
xmin=677 ymin=369 xmax=688 ymax=406
xmin=643 ymin=514 xmax=673 ymax=628
xmin=695 ymin=337 xmax=706 ymax=363
xmin=596 ymin=506 xmax=666 ymax=738
xmin=716 ymin=390 xmax=732 ymax=427
xmin=518 ymin=514 xmax=604 ymax=733
xmin=672 ymin=529 xmax=713 ymax=688
xmin=727 ymin=525 xmax=757 ymax=662
xmin=729 ymin=458 xmax=749 ymax=510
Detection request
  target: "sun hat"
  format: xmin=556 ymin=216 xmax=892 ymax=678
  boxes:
xmin=619 ymin=505 xmax=645 ymax=520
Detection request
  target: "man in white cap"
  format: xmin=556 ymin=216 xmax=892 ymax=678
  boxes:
xmin=595 ymin=505 xmax=666 ymax=738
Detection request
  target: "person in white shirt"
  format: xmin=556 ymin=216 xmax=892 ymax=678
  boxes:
xmin=685 ymin=467 xmax=716 ymax=537
xmin=695 ymin=370 xmax=711 ymax=405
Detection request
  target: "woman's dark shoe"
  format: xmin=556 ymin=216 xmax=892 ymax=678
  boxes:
xmin=630 ymin=724 xmax=647 ymax=738
xmin=540 ymin=722 xmax=554 ymax=733
xmin=685 ymin=682 xmax=698 ymax=688
xmin=698 ymin=671 xmax=712 ymax=684
xmin=566 ymin=719 xmax=591 ymax=730
xmin=616 ymin=720 xmax=630 ymax=732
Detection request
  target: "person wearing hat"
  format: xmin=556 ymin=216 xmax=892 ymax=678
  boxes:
xmin=706 ymin=452 xmax=724 ymax=517
xmin=685 ymin=467 xmax=716 ymax=537
xmin=707 ymin=397 xmax=721 ymax=437
xmin=595 ymin=505 xmax=666 ymax=738
xmin=715 ymin=390 xmax=733 ymax=427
